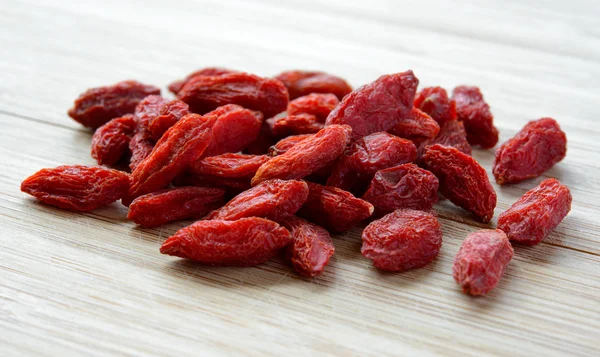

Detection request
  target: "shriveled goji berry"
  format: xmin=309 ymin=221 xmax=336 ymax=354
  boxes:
xmin=274 ymin=70 xmax=352 ymax=100
xmin=297 ymin=182 xmax=374 ymax=233
xmin=325 ymin=71 xmax=418 ymax=141
xmin=361 ymin=209 xmax=442 ymax=272
xmin=191 ymin=153 xmax=270 ymax=179
xmin=453 ymin=229 xmax=513 ymax=296
xmin=132 ymin=95 xmax=168 ymax=132
xmin=287 ymin=93 xmax=339 ymax=122
xmin=493 ymin=118 xmax=567 ymax=185
xmin=362 ymin=164 xmax=439 ymax=216
xmin=268 ymin=113 xmax=323 ymax=136
xmin=418 ymin=120 xmax=472 ymax=162
xmin=280 ymin=216 xmax=335 ymax=277
xmin=68 ymin=80 xmax=160 ymax=129
xmin=128 ymin=186 xmax=225 ymax=228
xmin=413 ymin=86 xmax=456 ymax=126
xmin=174 ymin=172 xmax=252 ymax=193
xmin=160 ymin=217 xmax=292 ymax=266
xmin=126 ymin=113 xmax=216 ymax=205
xmin=168 ymin=67 xmax=238 ymax=95
xmin=21 ymin=165 xmax=129 ymax=212
xmin=251 ymin=125 xmax=351 ymax=186
xmin=389 ymin=107 xmax=440 ymax=146
xmin=129 ymin=131 xmax=155 ymax=171
xmin=268 ymin=134 xmax=314 ymax=156
xmin=147 ymin=99 xmax=190 ymax=141
xmin=91 ymin=114 xmax=136 ymax=166
xmin=177 ymin=72 xmax=289 ymax=118
xmin=422 ymin=144 xmax=496 ymax=222
xmin=207 ymin=179 xmax=308 ymax=221
xmin=452 ymin=86 xmax=499 ymax=148
xmin=497 ymin=178 xmax=572 ymax=246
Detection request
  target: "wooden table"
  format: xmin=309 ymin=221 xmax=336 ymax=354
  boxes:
xmin=1 ymin=1 xmax=599 ymax=356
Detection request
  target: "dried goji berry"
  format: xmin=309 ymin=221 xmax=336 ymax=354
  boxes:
xmin=126 ymin=113 xmax=216 ymax=205
xmin=268 ymin=134 xmax=314 ymax=156
xmin=128 ymin=186 xmax=225 ymax=228
xmin=177 ymin=72 xmax=289 ymax=118
xmin=280 ymin=216 xmax=335 ymax=277
xmin=129 ymin=131 xmax=155 ymax=171
xmin=287 ymin=93 xmax=339 ymax=122
xmin=274 ymin=70 xmax=352 ymax=100
xmin=21 ymin=165 xmax=129 ymax=212
xmin=361 ymin=209 xmax=442 ymax=272
xmin=452 ymin=86 xmax=499 ymax=148
xmin=68 ymin=80 xmax=160 ymax=129
xmin=251 ymin=125 xmax=351 ymax=186
xmin=207 ymin=179 xmax=309 ymax=221
xmin=497 ymin=178 xmax=572 ymax=246
xmin=91 ymin=114 xmax=136 ymax=166
xmin=453 ymin=229 xmax=513 ymax=296
xmin=268 ymin=113 xmax=323 ymax=136
xmin=413 ymin=86 xmax=456 ymax=126
xmin=422 ymin=144 xmax=496 ymax=222
xmin=418 ymin=120 xmax=472 ymax=162
xmin=160 ymin=217 xmax=292 ymax=266
xmin=325 ymin=71 xmax=418 ymax=141
xmin=174 ymin=172 xmax=252 ymax=193
xmin=191 ymin=153 xmax=271 ymax=179
xmin=132 ymin=95 xmax=167 ymax=132
xmin=168 ymin=67 xmax=238 ymax=95
xmin=297 ymin=182 xmax=374 ymax=233
xmin=493 ymin=118 xmax=567 ymax=185
xmin=362 ymin=164 xmax=439 ymax=216
xmin=389 ymin=107 xmax=440 ymax=146
xmin=147 ymin=99 xmax=190 ymax=141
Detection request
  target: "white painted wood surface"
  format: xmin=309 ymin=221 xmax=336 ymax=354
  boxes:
xmin=1 ymin=0 xmax=599 ymax=356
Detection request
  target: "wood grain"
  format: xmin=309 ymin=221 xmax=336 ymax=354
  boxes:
xmin=1 ymin=0 xmax=599 ymax=356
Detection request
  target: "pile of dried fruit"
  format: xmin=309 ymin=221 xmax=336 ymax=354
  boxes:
xmin=21 ymin=68 xmax=572 ymax=295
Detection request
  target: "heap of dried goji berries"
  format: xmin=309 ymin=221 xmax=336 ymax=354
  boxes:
xmin=21 ymin=67 xmax=572 ymax=294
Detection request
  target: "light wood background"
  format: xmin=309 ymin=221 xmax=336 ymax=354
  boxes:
xmin=1 ymin=0 xmax=599 ymax=356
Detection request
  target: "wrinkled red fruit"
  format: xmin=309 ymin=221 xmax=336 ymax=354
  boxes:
xmin=168 ymin=67 xmax=238 ymax=95
xmin=422 ymin=144 xmax=496 ymax=222
xmin=147 ymin=99 xmax=190 ymax=141
xmin=91 ymin=114 xmax=136 ymax=166
xmin=160 ymin=217 xmax=292 ymax=266
xmin=132 ymin=95 xmax=167 ymax=132
xmin=389 ymin=107 xmax=440 ymax=146
xmin=287 ymin=93 xmax=339 ymax=122
xmin=207 ymin=179 xmax=308 ymax=221
xmin=177 ymin=72 xmax=289 ymax=118
xmin=413 ymin=86 xmax=456 ymax=126
xmin=268 ymin=114 xmax=323 ymax=136
xmin=453 ymin=229 xmax=513 ymax=296
xmin=297 ymin=182 xmax=374 ymax=233
xmin=251 ymin=125 xmax=351 ymax=186
xmin=21 ymin=165 xmax=129 ymax=212
xmin=275 ymin=70 xmax=352 ymax=100
xmin=326 ymin=71 xmax=418 ymax=141
xmin=129 ymin=131 xmax=155 ymax=171
xmin=418 ymin=120 xmax=472 ymax=162
xmin=127 ymin=114 xmax=216 ymax=205
xmin=191 ymin=153 xmax=271 ymax=179
xmin=268 ymin=134 xmax=314 ymax=156
xmin=498 ymin=178 xmax=572 ymax=246
xmin=281 ymin=216 xmax=335 ymax=277
xmin=128 ymin=187 xmax=225 ymax=228
xmin=68 ymin=80 xmax=160 ymax=129
xmin=452 ymin=86 xmax=499 ymax=148
xmin=362 ymin=164 xmax=439 ymax=216
xmin=361 ymin=209 xmax=442 ymax=272
xmin=493 ymin=118 xmax=567 ymax=185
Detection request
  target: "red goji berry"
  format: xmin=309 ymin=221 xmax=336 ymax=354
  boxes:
xmin=413 ymin=86 xmax=456 ymax=126
xmin=287 ymin=93 xmax=339 ymax=122
xmin=418 ymin=120 xmax=472 ymax=162
xmin=168 ymin=67 xmax=238 ymax=95
xmin=274 ymin=70 xmax=352 ymax=100
xmin=389 ymin=107 xmax=440 ymax=146
xmin=268 ymin=134 xmax=314 ymax=156
xmin=191 ymin=153 xmax=271 ymax=179
xmin=128 ymin=131 xmax=155 ymax=171
xmin=268 ymin=113 xmax=323 ymax=136
xmin=452 ymin=86 xmax=499 ymax=148
xmin=147 ymin=99 xmax=190 ymax=141
xmin=91 ymin=114 xmax=136 ymax=166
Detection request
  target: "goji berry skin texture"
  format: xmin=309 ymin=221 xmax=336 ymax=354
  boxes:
xmin=177 ymin=72 xmax=289 ymax=118
xmin=168 ymin=67 xmax=238 ymax=95
xmin=389 ymin=107 xmax=440 ymax=146
xmin=160 ymin=217 xmax=292 ymax=266
xmin=268 ymin=114 xmax=324 ymax=136
xmin=493 ymin=118 xmax=567 ymax=185
xmin=281 ymin=216 xmax=335 ymax=277
xmin=133 ymin=95 xmax=167 ymax=132
xmin=274 ymin=70 xmax=352 ymax=100
xmin=251 ymin=125 xmax=351 ymax=186
xmin=498 ymin=178 xmax=572 ymax=246
xmin=325 ymin=71 xmax=418 ymax=141
xmin=418 ymin=120 xmax=472 ymax=161
xmin=422 ymin=144 xmax=497 ymax=222
xmin=287 ymin=93 xmax=339 ymax=122
xmin=68 ymin=80 xmax=160 ymax=129
xmin=361 ymin=209 xmax=442 ymax=272
xmin=362 ymin=164 xmax=439 ymax=216
xmin=413 ymin=87 xmax=456 ymax=126
xmin=452 ymin=229 xmax=513 ymax=296
xmin=91 ymin=114 xmax=136 ymax=166
xmin=127 ymin=113 xmax=216 ymax=205
xmin=147 ymin=99 xmax=190 ymax=141
xmin=127 ymin=186 xmax=225 ymax=228
xmin=21 ymin=165 xmax=129 ymax=212
xmin=191 ymin=154 xmax=271 ymax=179
xmin=269 ymin=134 xmax=314 ymax=156
xmin=129 ymin=131 xmax=155 ymax=171
xmin=207 ymin=179 xmax=309 ymax=221
xmin=452 ymin=86 xmax=499 ymax=149
xmin=297 ymin=182 xmax=374 ymax=233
